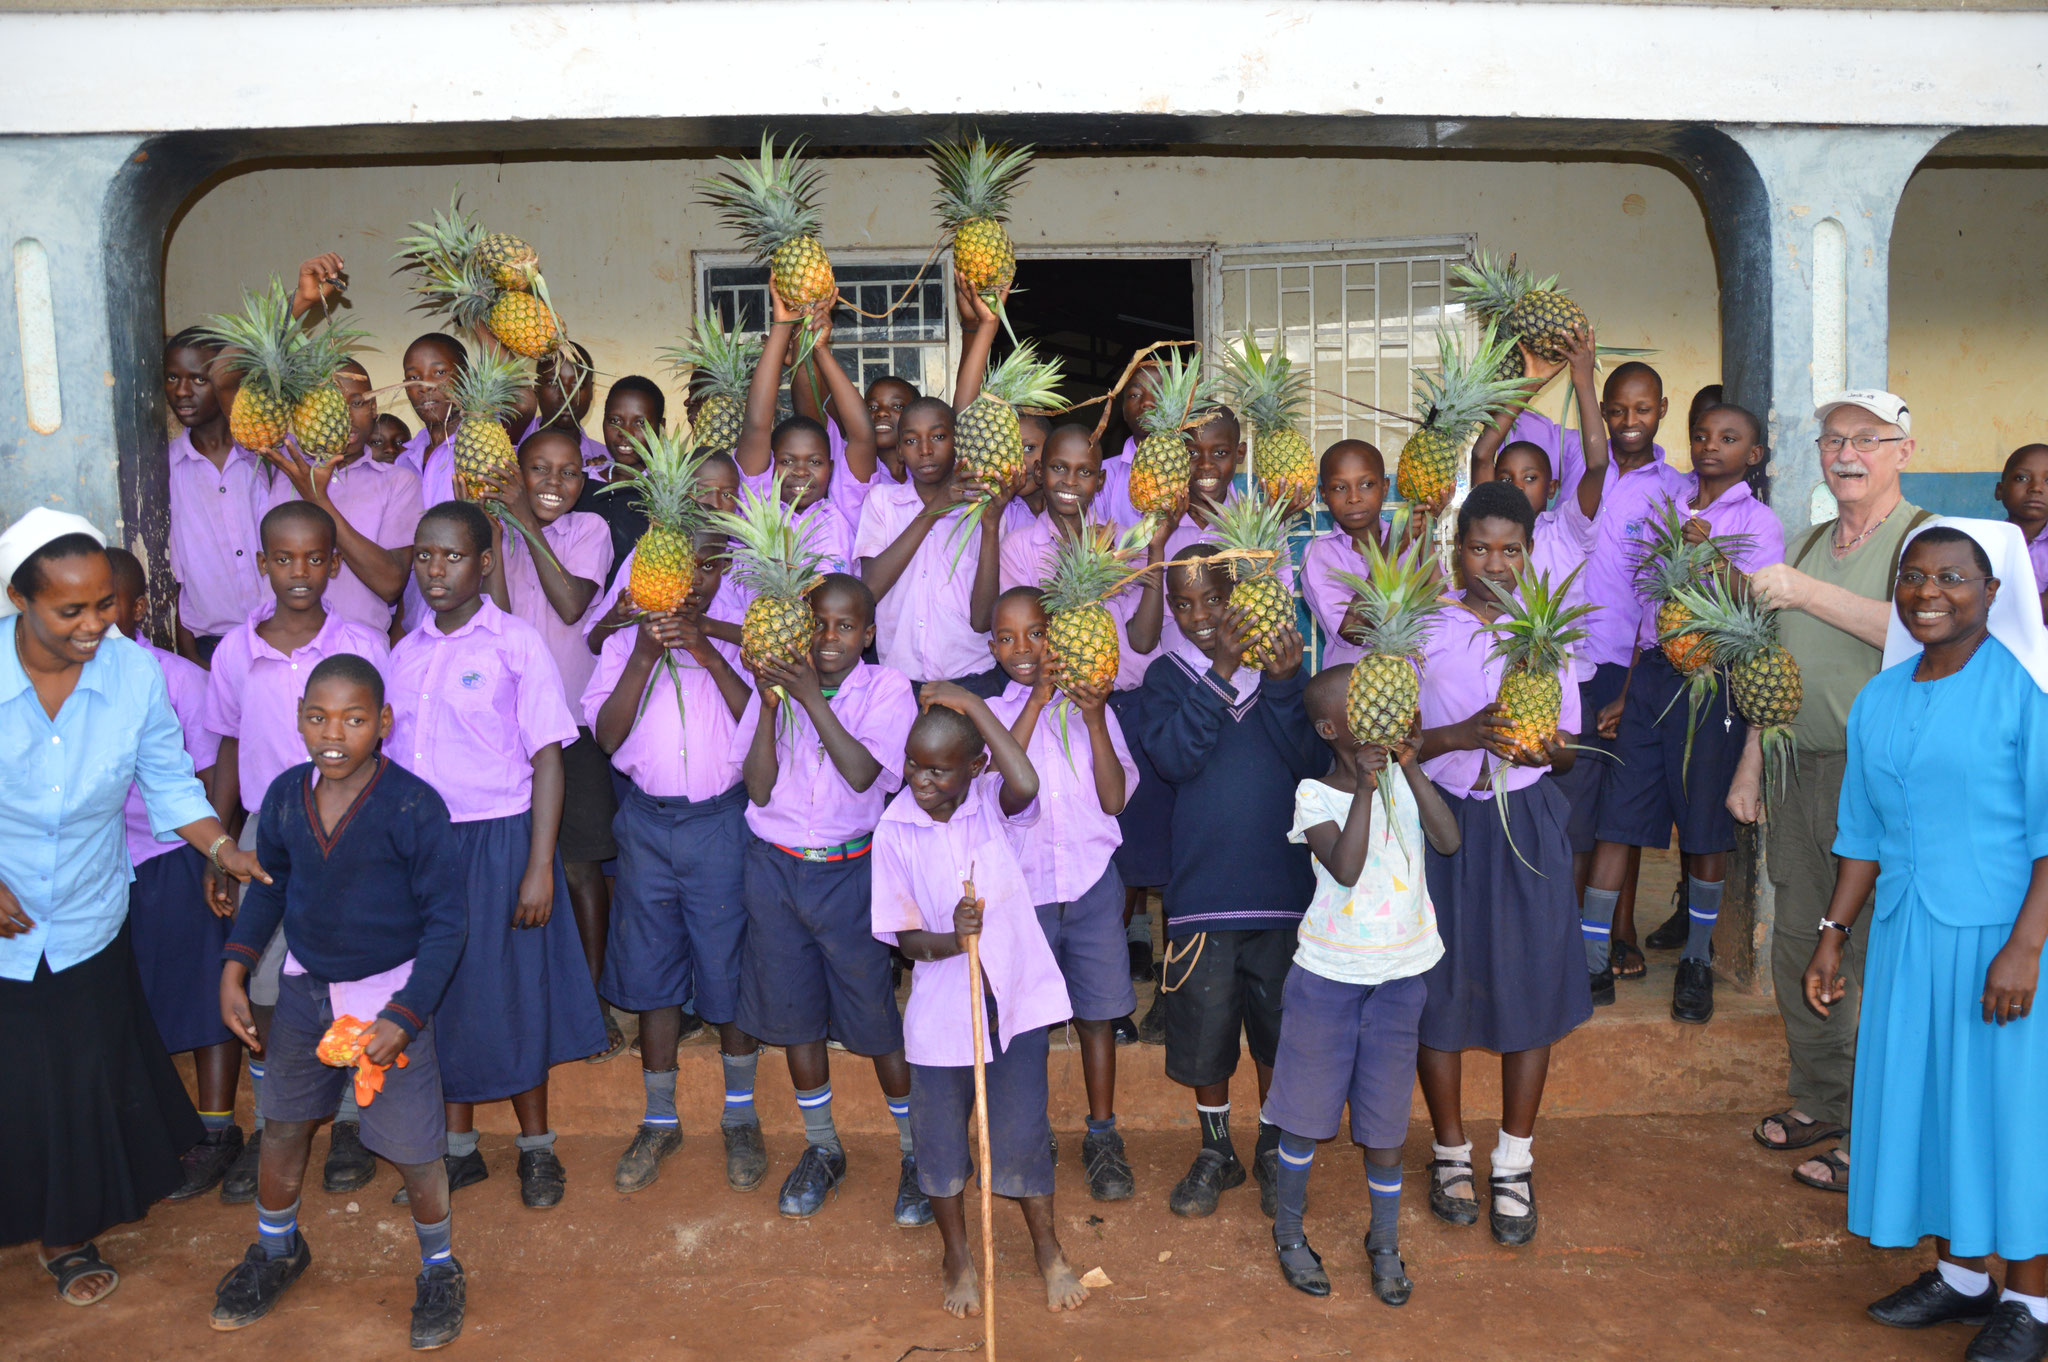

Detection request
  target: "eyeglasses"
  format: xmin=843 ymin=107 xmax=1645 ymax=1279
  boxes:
xmin=1817 ymin=434 xmax=1908 ymax=454
xmin=1897 ymin=570 xmax=1990 ymax=589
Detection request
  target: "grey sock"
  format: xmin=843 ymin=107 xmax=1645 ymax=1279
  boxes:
xmin=513 ymin=1130 xmax=557 ymax=1153
xmin=446 ymin=1128 xmax=480 ymax=1159
xmin=1271 ymin=1132 xmax=1313 ymax=1245
xmin=334 ymin=1085 xmax=361 ymax=1124
xmin=1581 ymin=886 xmax=1620 ymax=971
xmin=1683 ymin=876 xmax=1723 ymax=963
xmin=1365 ymin=1156 xmax=1403 ymax=1253
xmin=412 ymin=1213 xmax=453 ymax=1267
xmin=795 ymin=1084 xmax=841 ymax=1153
xmin=889 ymin=1096 xmax=914 ymax=1155
xmin=720 ymin=1051 xmax=759 ymax=1130
xmin=643 ymin=1067 xmax=679 ymax=1127
xmin=248 ymin=1059 xmax=266 ymax=1133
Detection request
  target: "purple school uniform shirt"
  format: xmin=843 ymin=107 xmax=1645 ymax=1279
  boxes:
xmin=1531 ymin=494 xmax=1599 ymax=683
xmin=167 ymin=431 xmax=271 ymax=637
xmin=398 ymin=426 xmax=458 ymax=515
xmin=1630 ymin=478 xmax=1785 ymax=650
xmin=853 ymin=480 xmax=990 ymax=681
xmin=1578 ymin=453 xmax=1692 ymax=668
xmin=585 ymin=548 xmax=755 ymax=672
xmin=1093 ymin=438 xmax=1140 ymax=530
xmin=519 ymin=417 xmax=610 ymax=479
xmin=727 ymin=660 xmax=917 ymax=848
xmin=2023 ymin=524 xmax=2048 ymax=595
xmin=1418 ymin=593 xmax=1582 ymax=799
xmin=984 ymin=680 xmax=1140 ymax=905
xmin=743 ymin=420 xmax=883 ymax=531
xmin=125 ymin=636 xmax=220 ymax=866
xmin=264 ymin=455 xmax=422 ymax=631
xmin=871 ymin=777 xmax=1071 ymax=1067
xmin=1301 ymin=528 xmax=1381 ymax=668
xmin=501 ymin=510 xmax=613 ymax=712
xmin=580 ymin=627 xmax=744 ymax=801
xmin=387 ymin=599 xmax=579 ymax=823
xmin=204 ymin=607 xmax=393 ymax=816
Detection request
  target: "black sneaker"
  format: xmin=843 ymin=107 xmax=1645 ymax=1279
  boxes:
xmin=777 ymin=1144 xmax=847 ymax=1219
xmin=1110 ymin=1015 xmax=1138 ymax=1046
xmin=1967 ymin=1302 xmax=2048 ymax=1362
xmin=1253 ymin=1147 xmax=1280 ymax=1218
xmin=1672 ymin=958 xmax=1715 ymax=1025
xmin=1128 ymin=940 xmax=1152 ymax=981
xmin=209 ymin=1238 xmax=313 ymax=1331
xmin=322 ymin=1120 xmax=376 ymax=1194
xmin=409 ymin=1258 xmax=466 ymax=1351
xmin=894 ymin=1153 xmax=934 ymax=1228
xmin=1082 ymin=1127 xmax=1135 ymax=1202
xmin=1590 ymin=966 xmax=1615 ymax=1008
xmin=392 ymin=1148 xmax=487 ymax=1205
xmin=170 ymin=1125 xmax=244 ymax=1202
xmin=518 ymin=1147 xmax=566 ymax=1208
xmin=722 ymin=1121 xmax=768 ymax=1192
xmin=1168 ymin=1148 xmax=1245 ymax=1218
xmin=1868 ymin=1269 xmax=2000 ymax=1329
xmin=220 ymin=1128 xmax=262 ymax=1204
xmin=1136 ymin=995 xmax=1167 ymax=1046
xmin=613 ymin=1124 xmax=683 ymax=1195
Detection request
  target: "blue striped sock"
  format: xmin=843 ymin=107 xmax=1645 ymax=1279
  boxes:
xmin=1683 ymin=877 xmax=1723 ymax=963
xmin=413 ymin=1214 xmax=453 ymax=1266
xmin=1581 ymin=887 xmax=1619 ymax=971
xmin=1365 ymin=1157 xmax=1403 ymax=1253
xmin=720 ymin=1051 xmax=759 ymax=1130
xmin=796 ymin=1084 xmax=840 ymax=1153
xmin=888 ymin=1096 xmax=914 ymax=1155
xmin=643 ymin=1067 xmax=680 ymax=1128
xmin=1271 ymin=1132 xmax=1315 ymax=1245
xmin=256 ymin=1199 xmax=299 ymax=1259
xmin=247 ymin=1059 xmax=267 ymax=1132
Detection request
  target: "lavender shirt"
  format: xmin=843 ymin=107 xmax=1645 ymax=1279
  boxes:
xmin=204 ymin=607 xmax=394 ymax=815
xmin=984 ymin=680 xmax=1140 ymax=905
xmin=399 ymin=427 xmax=458 ymax=514
xmin=585 ymin=550 xmax=755 ymax=672
xmin=1419 ymin=592 xmax=1582 ymax=799
xmin=1530 ymin=494 xmax=1599 ymax=683
xmin=2025 ymin=524 xmax=2048 ymax=595
xmin=501 ymin=510 xmax=613 ymax=712
xmin=167 ymin=432 xmax=270 ymax=637
xmin=1301 ymin=528 xmax=1380 ymax=668
xmin=387 ymin=599 xmax=579 ymax=823
xmin=1093 ymin=438 xmax=1140 ymax=530
xmin=1577 ymin=453 xmax=1692 ymax=668
xmin=125 ymin=636 xmax=220 ymax=867
xmin=853 ymin=480 xmax=991 ymax=681
xmin=871 ymin=777 xmax=1071 ymax=1067
xmin=265 ymin=455 xmax=422 ymax=631
xmin=1629 ymin=478 xmax=1786 ymax=651
xmin=579 ymin=627 xmax=744 ymax=801
xmin=728 ymin=660 xmax=917 ymax=848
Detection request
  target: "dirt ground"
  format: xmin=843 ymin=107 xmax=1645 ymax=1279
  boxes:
xmin=3 ymin=1112 xmax=1963 ymax=1362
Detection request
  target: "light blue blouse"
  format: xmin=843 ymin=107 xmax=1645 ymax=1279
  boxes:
xmin=1835 ymin=638 xmax=2048 ymax=930
xmin=0 ymin=628 xmax=214 ymax=980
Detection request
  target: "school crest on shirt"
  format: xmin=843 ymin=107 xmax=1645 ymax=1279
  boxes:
xmin=459 ymin=670 xmax=486 ymax=690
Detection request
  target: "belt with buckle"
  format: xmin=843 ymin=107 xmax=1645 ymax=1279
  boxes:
xmin=771 ymin=834 xmax=873 ymax=863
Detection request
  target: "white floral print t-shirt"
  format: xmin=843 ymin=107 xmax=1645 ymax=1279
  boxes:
xmin=1285 ymin=776 xmax=1444 ymax=986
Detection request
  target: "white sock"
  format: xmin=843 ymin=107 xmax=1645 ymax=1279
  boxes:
xmin=1430 ymin=1140 xmax=1474 ymax=1194
xmin=1940 ymin=1260 xmax=1993 ymax=1297
xmin=2002 ymin=1289 xmax=2048 ymax=1324
xmin=1491 ymin=1129 xmax=1534 ymax=1215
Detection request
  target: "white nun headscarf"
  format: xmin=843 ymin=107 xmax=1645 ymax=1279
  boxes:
xmin=0 ymin=508 xmax=109 ymax=620
xmin=1881 ymin=516 xmax=2048 ymax=694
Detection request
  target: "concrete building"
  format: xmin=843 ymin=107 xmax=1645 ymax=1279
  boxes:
xmin=3 ymin=0 xmax=2047 ymax=977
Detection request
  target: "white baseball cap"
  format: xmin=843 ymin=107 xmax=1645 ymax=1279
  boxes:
xmin=1815 ymin=389 xmax=1911 ymax=435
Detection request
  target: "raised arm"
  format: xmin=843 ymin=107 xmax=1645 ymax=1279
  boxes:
xmin=1470 ymin=342 xmax=1561 ymax=485
xmin=950 ymin=273 xmax=1005 ymax=412
xmin=922 ymin=681 xmax=1040 ymax=814
xmin=734 ymin=290 xmax=800 ymax=478
xmin=807 ymin=302 xmax=877 ymax=484
xmin=1563 ymin=328 xmax=1608 ymax=519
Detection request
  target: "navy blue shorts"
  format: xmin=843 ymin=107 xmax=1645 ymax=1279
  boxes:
xmin=1596 ymin=651 xmax=1745 ymax=855
xmin=736 ymin=836 xmax=903 ymax=1055
xmin=909 ymin=1024 xmax=1053 ymax=1199
xmin=1558 ymin=662 xmax=1629 ymax=855
xmin=127 ymin=846 xmax=232 ymax=1054
xmin=1034 ymin=864 xmax=1139 ymax=1023
xmin=1262 ymin=966 xmax=1423 ymax=1148
xmin=600 ymin=783 xmax=748 ymax=1022
xmin=261 ymin=970 xmax=446 ymax=1167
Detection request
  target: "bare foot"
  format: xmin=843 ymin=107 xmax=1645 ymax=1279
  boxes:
xmin=941 ymin=1254 xmax=982 ymax=1319
xmin=1041 ymin=1252 xmax=1088 ymax=1313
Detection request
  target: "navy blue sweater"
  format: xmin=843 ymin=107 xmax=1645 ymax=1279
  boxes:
xmin=226 ymin=758 xmax=466 ymax=1038
xmin=1134 ymin=654 xmax=1325 ymax=938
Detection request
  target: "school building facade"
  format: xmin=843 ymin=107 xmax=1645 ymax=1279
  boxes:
xmin=2 ymin=0 xmax=2046 ymax=981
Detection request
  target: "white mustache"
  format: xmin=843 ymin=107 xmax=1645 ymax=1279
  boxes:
xmin=1828 ymin=461 xmax=1867 ymax=477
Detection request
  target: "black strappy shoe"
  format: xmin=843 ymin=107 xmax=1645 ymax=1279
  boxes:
xmin=1427 ymin=1156 xmax=1479 ymax=1226
xmin=1489 ymin=1170 xmax=1538 ymax=1246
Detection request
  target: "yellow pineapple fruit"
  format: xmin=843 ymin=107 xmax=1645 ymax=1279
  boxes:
xmin=1221 ymin=334 xmax=1318 ymax=507
xmin=931 ymin=134 xmax=1033 ymax=322
xmin=713 ymin=480 xmax=831 ymax=675
xmin=1394 ymin=322 xmax=1527 ymax=507
xmin=659 ymin=312 xmax=763 ymax=455
xmin=955 ymin=341 xmax=1064 ymax=490
xmin=1127 ymin=350 xmax=1216 ymax=518
xmin=1633 ymin=500 xmax=1756 ymax=678
xmin=1479 ymin=564 xmax=1595 ymax=765
xmin=202 ymin=277 xmax=367 ymax=460
xmin=1040 ymin=523 xmax=1147 ymax=696
xmin=605 ymin=428 xmax=711 ymax=614
xmin=477 ymin=230 xmax=540 ymax=292
xmin=699 ymin=134 xmax=836 ymax=309
xmin=1671 ymin=578 xmax=1804 ymax=807
xmin=1335 ymin=527 xmax=1445 ymax=748
xmin=1205 ymin=488 xmax=1297 ymax=667
xmin=448 ymin=348 xmax=529 ymax=505
xmin=1452 ymin=251 xmax=1590 ymax=365
xmin=397 ymin=191 xmax=566 ymax=360
xmin=486 ymin=290 xmax=561 ymax=359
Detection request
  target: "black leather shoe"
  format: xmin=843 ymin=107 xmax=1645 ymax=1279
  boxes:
xmin=322 ymin=1120 xmax=377 ymax=1194
xmin=1590 ymin=966 xmax=1615 ymax=1008
xmin=1110 ymin=1015 xmax=1138 ymax=1046
xmin=613 ymin=1124 xmax=683 ymax=1194
xmin=517 ymin=1148 xmax=566 ymax=1209
xmin=1488 ymin=1170 xmax=1538 ymax=1247
xmin=1274 ymin=1239 xmax=1330 ymax=1297
xmin=1082 ymin=1127 xmax=1136 ymax=1202
xmin=1367 ymin=1246 xmax=1413 ymax=1307
xmin=410 ymin=1258 xmax=466 ymax=1350
xmin=1136 ymin=995 xmax=1167 ymax=1046
xmin=1967 ymin=1302 xmax=2048 ymax=1362
xmin=1644 ymin=896 xmax=1689 ymax=951
xmin=1426 ymin=1157 xmax=1479 ymax=1226
xmin=220 ymin=1129 xmax=262 ymax=1204
xmin=1168 ymin=1148 xmax=1245 ymax=1218
xmin=394 ymin=1148 xmax=487 ymax=1204
xmin=1672 ymin=958 xmax=1715 ymax=1025
xmin=170 ymin=1125 xmax=244 ymax=1202
xmin=1868 ymin=1270 xmax=2000 ymax=1329
xmin=210 ymin=1238 xmax=312 ymax=1330
xmin=893 ymin=1154 xmax=934 ymax=1228
xmin=722 ymin=1121 xmax=768 ymax=1192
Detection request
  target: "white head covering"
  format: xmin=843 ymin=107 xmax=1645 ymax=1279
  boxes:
xmin=1882 ymin=516 xmax=2048 ymax=694
xmin=0 ymin=507 xmax=108 ymax=619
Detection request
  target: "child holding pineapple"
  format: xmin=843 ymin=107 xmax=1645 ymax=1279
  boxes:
xmin=1413 ymin=479 xmax=1589 ymax=1248
xmin=575 ymin=375 xmax=664 ymax=583
xmin=394 ymin=333 xmax=468 ymax=511
xmin=387 ymin=500 xmax=609 ymax=1211
xmin=984 ymin=587 xmax=1143 ymax=1201
xmin=729 ymin=573 xmax=929 ymax=1226
xmin=1585 ymin=401 xmax=1782 ymax=1024
xmin=735 ymin=293 xmax=864 ymax=573
xmin=1301 ymin=440 xmax=1392 ymax=667
xmin=1265 ymin=665 xmax=1460 ymax=1303
xmin=584 ymin=529 xmax=764 ymax=1195
xmin=163 ymin=327 xmax=273 ymax=665
xmin=526 ymin=342 xmax=608 ymax=475
xmin=1138 ymin=546 xmax=1322 ymax=1220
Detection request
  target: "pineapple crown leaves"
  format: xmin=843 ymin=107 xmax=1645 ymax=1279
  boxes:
xmin=606 ymin=427 xmax=713 ymax=532
xmin=448 ymin=347 xmax=532 ymax=426
xmin=1630 ymin=499 xmax=1757 ymax=600
xmin=394 ymin=190 xmax=485 ymax=277
xmin=1449 ymin=251 xmax=1565 ymax=323
xmin=1662 ymin=577 xmax=1781 ymax=664
xmin=929 ymin=135 xmax=1034 ymax=229
xmin=1041 ymin=521 xmax=1151 ymax=614
xmin=710 ymin=479 xmax=831 ymax=602
xmin=1411 ymin=322 xmax=1528 ymax=442
xmin=1203 ymin=488 xmax=1293 ymax=584
xmin=1478 ymin=564 xmax=1597 ymax=676
xmin=978 ymin=340 xmax=1065 ymax=411
xmin=199 ymin=278 xmax=325 ymax=403
xmin=1332 ymin=534 xmax=1448 ymax=664
xmin=697 ymin=133 xmax=828 ymax=261
xmin=1220 ymin=335 xmax=1308 ymax=432
xmin=658 ymin=312 xmax=763 ymax=402
xmin=1135 ymin=349 xmax=1220 ymax=440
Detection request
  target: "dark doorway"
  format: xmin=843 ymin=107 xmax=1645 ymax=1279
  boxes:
xmin=1003 ymin=257 xmax=1198 ymax=448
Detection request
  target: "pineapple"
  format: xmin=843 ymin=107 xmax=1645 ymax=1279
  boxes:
xmin=448 ymin=348 xmax=530 ymax=505
xmin=286 ymin=321 xmax=365 ymax=465
xmin=956 ymin=341 xmax=1064 ymax=489
xmin=1394 ymin=322 xmax=1526 ymax=507
xmin=1671 ymin=580 xmax=1804 ymax=804
xmin=1480 ymin=565 xmax=1596 ymax=764
xmin=397 ymin=192 xmax=562 ymax=358
xmin=485 ymin=290 xmax=561 ymax=359
xmin=605 ymin=429 xmax=712 ymax=614
xmin=1222 ymin=335 xmax=1316 ymax=507
xmin=1040 ymin=524 xmax=1146 ymax=696
xmin=199 ymin=279 xmax=306 ymax=455
xmin=659 ymin=312 xmax=763 ymax=454
xmin=1335 ymin=529 xmax=1445 ymax=748
xmin=1633 ymin=501 xmax=1755 ymax=677
xmin=698 ymin=134 xmax=835 ymax=309
xmin=477 ymin=231 xmax=540 ymax=292
xmin=714 ymin=481 xmax=831 ymax=675
xmin=1452 ymin=252 xmax=1590 ymax=364
xmin=1127 ymin=349 xmax=1216 ymax=518
xmin=1204 ymin=489 xmax=1296 ymax=667
xmin=930 ymin=134 xmax=1033 ymax=302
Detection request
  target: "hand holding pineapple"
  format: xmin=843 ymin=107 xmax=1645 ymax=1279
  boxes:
xmin=1261 ymin=621 xmax=1306 ymax=681
xmin=752 ymin=647 xmax=827 ymax=712
xmin=292 ymin=252 xmax=348 ymax=319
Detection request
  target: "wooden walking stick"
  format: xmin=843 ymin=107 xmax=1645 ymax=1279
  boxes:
xmin=962 ymin=864 xmax=996 ymax=1361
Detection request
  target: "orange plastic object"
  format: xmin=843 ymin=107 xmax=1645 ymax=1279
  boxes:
xmin=315 ymin=1013 xmax=410 ymax=1107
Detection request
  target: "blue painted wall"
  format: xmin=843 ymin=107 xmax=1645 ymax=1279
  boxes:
xmin=1902 ymin=471 xmax=2001 ymax=518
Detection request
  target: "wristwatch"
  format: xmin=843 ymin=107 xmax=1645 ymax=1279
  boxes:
xmin=1816 ymin=918 xmax=1852 ymax=940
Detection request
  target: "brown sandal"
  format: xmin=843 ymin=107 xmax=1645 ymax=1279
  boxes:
xmin=1792 ymin=1147 xmax=1850 ymax=1193
xmin=1753 ymin=1109 xmax=1847 ymax=1151
xmin=1611 ymin=940 xmax=1647 ymax=980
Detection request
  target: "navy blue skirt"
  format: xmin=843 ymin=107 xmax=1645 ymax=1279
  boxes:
xmin=436 ymin=812 xmax=609 ymax=1104
xmin=1109 ymin=688 xmax=1172 ymax=889
xmin=127 ymin=845 xmax=232 ymax=1054
xmin=1420 ymin=778 xmax=1592 ymax=1054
